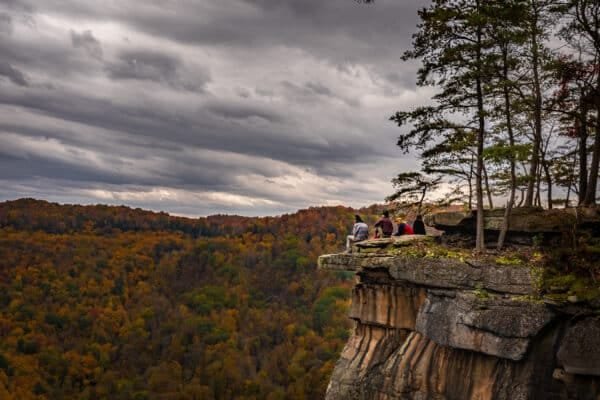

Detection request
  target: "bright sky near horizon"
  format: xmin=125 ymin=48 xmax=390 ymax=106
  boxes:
xmin=0 ymin=0 xmax=432 ymax=216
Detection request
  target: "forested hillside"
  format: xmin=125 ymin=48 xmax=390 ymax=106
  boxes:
xmin=0 ymin=199 xmax=379 ymax=400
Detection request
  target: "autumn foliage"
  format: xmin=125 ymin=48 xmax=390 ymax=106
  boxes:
xmin=0 ymin=199 xmax=380 ymax=400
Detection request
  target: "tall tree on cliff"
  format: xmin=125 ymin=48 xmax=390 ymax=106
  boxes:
xmin=391 ymin=0 xmax=493 ymax=251
xmin=520 ymin=0 xmax=557 ymax=206
xmin=557 ymin=0 xmax=600 ymax=205
xmin=483 ymin=0 xmax=529 ymax=248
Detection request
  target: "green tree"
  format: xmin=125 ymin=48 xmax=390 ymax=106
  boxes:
xmin=557 ymin=0 xmax=600 ymax=205
xmin=393 ymin=0 xmax=496 ymax=251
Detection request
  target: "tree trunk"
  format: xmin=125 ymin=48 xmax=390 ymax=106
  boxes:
xmin=475 ymin=1 xmax=485 ymax=252
xmin=517 ymin=189 xmax=525 ymax=207
xmin=468 ymin=154 xmax=474 ymax=210
xmin=497 ymin=45 xmax=517 ymax=250
xmin=543 ymin=160 xmax=552 ymax=209
xmin=525 ymin=3 xmax=542 ymax=208
xmin=540 ymin=124 xmax=554 ymax=209
xmin=584 ymin=95 xmax=600 ymax=206
xmin=566 ymin=148 xmax=578 ymax=208
xmin=418 ymin=187 xmax=427 ymax=214
xmin=579 ymin=99 xmax=589 ymax=204
xmin=483 ymin=163 xmax=494 ymax=209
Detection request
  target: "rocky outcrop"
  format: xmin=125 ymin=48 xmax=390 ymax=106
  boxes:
xmin=425 ymin=207 xmax=600 ymax=245
xmin=350 ymin=284 xmax=426 ymax=330
xmin=319 ymin=238 xmax=600 ymax=400
xmin=415 ymin=291 xmax=554 ymax=361
xmin=323 ymin=252 xmax=535 ymax=295
xmin=557 ymin=317 xmax=600 ymax=376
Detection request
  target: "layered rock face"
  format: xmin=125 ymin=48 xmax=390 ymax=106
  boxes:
xmin=319 ymin=238 xmax=600 ymax=400
xmin=425 ymin=207 xmax=600 ymax=246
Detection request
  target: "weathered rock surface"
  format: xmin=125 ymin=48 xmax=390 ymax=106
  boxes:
xmin=320 ymin=245 xmax=600 ymax=400
xmin=557 ymin=316 xmax=600 ymax=376
xmin=325 ymin=324 xmax=410 ymax=399
xmin=350 ymin=284 xmax=426 ymax=329
xmin=426 ymin=207 xmax=600 ymax=237
xmin=415 ymin=291 xmax=554 ymax=360
xmin=319 ymin=252 xmax=536 ymax=295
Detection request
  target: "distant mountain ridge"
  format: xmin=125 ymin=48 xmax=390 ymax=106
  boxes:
xmin=0 ymin=198 xmax=385 ymax=236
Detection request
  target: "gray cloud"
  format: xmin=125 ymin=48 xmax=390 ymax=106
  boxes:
xmin=305 ymin=82 xmax=333 ymax=97
xmin=0 ymin=62 xmax=28 ymax=86
xmin=0 ymin=13 xmax=12 ymax=35
xmin=70 ymin=29 xmax=103 ymax=60
xmin=207 ymin=102 xmax=284 ymax=124
xmin=107 ymin=50 xmax=179 ymax=81
xmin=0 ymin=0 xmax=427 ymax=216
xmin=106 ymin=49 xmax=209 ymax=91
xmin=0 ymin=0 xmax=33 ymax=13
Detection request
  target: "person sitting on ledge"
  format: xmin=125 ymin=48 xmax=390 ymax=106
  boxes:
xmin=413 ymin=214 xmax=426 ymax=235
xmin=346 ymin=214 xmax=369 ymax=252
xmin=393 ymin=217 xmax=414 ymax=236
xmin=374 ymin=210 xmax=394 ymax=238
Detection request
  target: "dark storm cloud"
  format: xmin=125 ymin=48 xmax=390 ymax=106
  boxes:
xmin=12 ymin=0 xmax=424 ymax=70
xmin=0 ymin=145 xmax=239 ymax=190
xmin=70 ymin=29 xmax=103 ymax=60
xmin=305 ymin=82 xmax=333 ymax=97
xmin=281 ymin=81 xmax=332 ymax=100
xmin=0 ymin=83 xmax=384 ymax=169
xmin=105 ymin=49 xmax=210 ymax=91
xmin=0 ymin=154 xmax=134 ymax=185
xmin=281 ymin=80 xmax=362 ymax=108
xmin=0 ymin=62 xmax=28 ymax=86
xmin=0 ymin=0 xmax=427 ymax=215
xmin=0 ymin=13 xmax=12 ymax=35
xmin=0 ymin=31 xmax=98 ymax=81
xmin=207 ymin=102 xmax=284 ymax=123
xmin=107 ymin=50 xmax=178 ymax=81
xmin=0 ymin=0 xmax=33 ymax=12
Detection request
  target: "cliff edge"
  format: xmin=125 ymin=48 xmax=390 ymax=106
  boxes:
xmin=318 ymin=233 xmax=600 ymax=400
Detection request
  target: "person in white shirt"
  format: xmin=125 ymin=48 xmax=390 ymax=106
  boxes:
xmin=346 ymin=214 xmax=369 ymax=252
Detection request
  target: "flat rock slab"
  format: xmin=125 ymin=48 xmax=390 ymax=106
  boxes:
xmin=318 ymin=253 xmax=394 ymax=272
xmin=415 ymin=291 xmax=555 ymax=361
xmin=557 ymin=316 xmax=600 ymax=376
xmin=351 ymin=235 xmax=434 ymax=254
xmin=319 ymin=252 xmax=537 ymax=295
xmin=387 ymin=256 xmax=535 ymax=295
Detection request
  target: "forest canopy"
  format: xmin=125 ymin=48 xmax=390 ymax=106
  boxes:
xmin=0 ymin=199 xmax=384 ymax=400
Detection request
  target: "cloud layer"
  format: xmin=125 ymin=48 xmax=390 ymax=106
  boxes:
xmin=0 ymin=0 xmax=429 ymax=216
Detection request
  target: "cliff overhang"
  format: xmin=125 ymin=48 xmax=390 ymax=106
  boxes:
xmin=319 ymin=235 xmax=600 ymax=400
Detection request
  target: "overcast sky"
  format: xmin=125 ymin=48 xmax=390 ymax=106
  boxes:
xmin=0 ymin=0 xmax=433 ymax=216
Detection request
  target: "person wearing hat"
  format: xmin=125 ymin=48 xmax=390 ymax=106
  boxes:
xmin=393 ymin=217 xmax=414 ymax=236
xmin=374 ymin=210 xmax=394 ymax=238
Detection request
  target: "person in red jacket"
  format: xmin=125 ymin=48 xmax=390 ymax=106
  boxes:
xmin=393 ymin=219 xmax=414 ymax=236
xmin=374 ymin=210 xmax=394 ymax=238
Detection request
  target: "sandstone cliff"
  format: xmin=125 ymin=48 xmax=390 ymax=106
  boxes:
xmin=319 ymin=236 xmax=600 ymax=400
